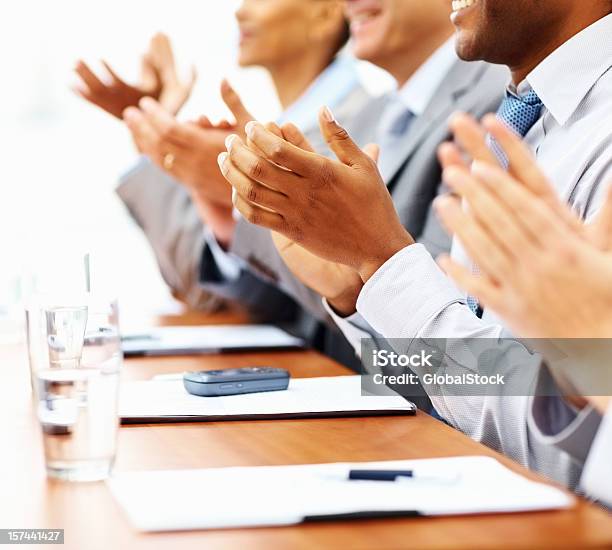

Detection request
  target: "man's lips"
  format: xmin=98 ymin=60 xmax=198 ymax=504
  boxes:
xmin=348 ymin=8 xmax=383 ymax=35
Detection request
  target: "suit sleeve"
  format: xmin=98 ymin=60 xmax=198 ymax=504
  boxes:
xmin=198 ymin=229 xmax=301 ymax=323
xmin=116 ymin=158 xmax=222 ymax=311
xmin=227 ymin=219 xmax=333 ymax=322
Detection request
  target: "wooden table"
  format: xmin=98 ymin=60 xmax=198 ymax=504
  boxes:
xmin=2 ymin=312 xmax=611 ymax=549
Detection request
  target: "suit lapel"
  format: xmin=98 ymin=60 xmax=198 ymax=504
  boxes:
xmin=384 ymin=60 xmax=488 ymax=186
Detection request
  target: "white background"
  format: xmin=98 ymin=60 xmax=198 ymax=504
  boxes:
xmin=0 ymin=0 xmax=392 ymax=331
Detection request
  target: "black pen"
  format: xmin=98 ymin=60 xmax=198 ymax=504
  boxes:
xmin=348 ymin=469 xmax=459 ymax=483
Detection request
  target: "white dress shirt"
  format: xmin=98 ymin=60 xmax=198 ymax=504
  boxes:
xmin=581 ymin=405 xmax=612 ymax=508
xmin=328 ymin=14 xmax=612 ymax=487
xmin=381 ymin=38 xmax=457 ymax=120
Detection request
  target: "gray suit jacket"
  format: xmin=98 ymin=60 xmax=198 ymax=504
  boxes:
xmin=116 ymin=85 xmax=371 ymax=318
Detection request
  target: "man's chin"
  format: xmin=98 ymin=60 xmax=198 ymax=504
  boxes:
xmin=351 ymin=40 xmax=383 ymax=64
xmin=452 ymin=31 xmax=483 ymax=62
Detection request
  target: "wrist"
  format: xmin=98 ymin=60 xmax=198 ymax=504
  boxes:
xmin=327 ymin=281 xmax=363 ymax=317
xmin=358 ymin=232 xmax=414 ymax=283
xmin=191 ymin=193 xmax=236 ymax=247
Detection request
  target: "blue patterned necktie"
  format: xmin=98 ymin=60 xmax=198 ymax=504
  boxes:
xmin=467 ymin=89 xmax=544 ymax=317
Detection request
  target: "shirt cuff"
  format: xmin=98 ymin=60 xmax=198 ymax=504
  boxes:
xmin=581 ymin=406 xmax=612 ymax=507
xmin=356 ymin=244 xmax=464 ymax=338
xmin=204 ymin=227 xmax=244 ymax=282
xmin=323 ymin=299 xmax=380 ymax=357
xmin=529 ymin=369 xmax=603 ymax=465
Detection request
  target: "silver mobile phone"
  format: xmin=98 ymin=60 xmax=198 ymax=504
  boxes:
xmin=183 ymin=367 xmax=290 ymax=397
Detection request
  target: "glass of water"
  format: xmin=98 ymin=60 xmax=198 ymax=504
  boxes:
xmin=28 ymin=295 xmax=122 ymax=481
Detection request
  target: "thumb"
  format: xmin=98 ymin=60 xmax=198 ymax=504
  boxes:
xmin=220 ymin=79 xmax=254 ymax=131
xmin=363 ymin=143 xmax=380 ymax=164
xmin=318 ymin=106 xmax=365 ymax=167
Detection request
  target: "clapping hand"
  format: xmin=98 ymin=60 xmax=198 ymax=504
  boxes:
xmin=219 ymin=106 xmax=413 ymax=284
xmin=435 ymin=114 xmax=612 ymax=338
xmin=74 ymin=33 xmax=195 ymax=119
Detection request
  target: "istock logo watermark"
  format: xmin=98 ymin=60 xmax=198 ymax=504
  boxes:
xmin=371 ymin=349 xmax=434 ymax=368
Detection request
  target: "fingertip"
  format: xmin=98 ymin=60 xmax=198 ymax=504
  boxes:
xmin=448 ymin=111 xmax=468 ymax=129
xmin=281 ymin=121 xmax=298 ymax=133
xmin=225 ymin=134 xmax=238 ymax=152
xmin=471 ymin=159 xmax=497 ymax=178
xmin=481 ymin=113 xmax=498 ymax=129
xmin=245 ymin=120 xmax=258 ymax=139
xmin=217 ymin=151 xmax=229 ymax=169
xmin=437 ymin=141 xmax=457 ymax=159
xmin=139 ymin=96 xmax=153 ymax=110
xmin=122 ymin=107 xmax=139 ymax=122
xmin=443 ymin=164 xmax=464 ymax=182
xmin=264 ymin=121 xmax=283 ymax=138
xmin=320 ymin=105 xmax=336 ymax=124
xmin=433 ymin=194 xmax=455 ymax=213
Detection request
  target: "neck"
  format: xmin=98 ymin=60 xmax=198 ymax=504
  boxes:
xmin=380 ymin=28 xmax=454 ymax=87
xmin=268 ymin=53 xmax=334 ymax=110
xmin=510 ymin=12 xmax=608 ymax=84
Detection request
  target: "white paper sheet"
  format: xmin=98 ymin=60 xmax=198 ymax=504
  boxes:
xmin=119 ymin=376 xmax=415 ymax=422
xmin=107 ymin=456 xmax=573 ymax=531
xmin=121 ymin=325 xmax=304 ymax=356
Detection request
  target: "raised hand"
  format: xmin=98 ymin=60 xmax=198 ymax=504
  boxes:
xmin=123 ymin=98 xmax=233 ymax=206
xmin=148 ymin=33 xmax=197 ymax=115
xmin=73 ymin=33 xmax=195 ymax=119
xmin=434 ymin=115 xmax=612 ymax=338
xmin=74 ymin=57 xmax=161 ymax=119
xmin=218 ymin=106 xmax=413 ymax=283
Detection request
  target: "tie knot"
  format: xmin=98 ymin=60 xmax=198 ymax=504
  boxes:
xmin=496 ymin=90 xmax=544 ymax=138
xmin=380 ymin=97 xmax=415 ymax=138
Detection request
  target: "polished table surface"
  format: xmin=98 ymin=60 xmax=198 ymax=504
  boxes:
xmin=2 ymin=310 xmax=612 ymax=549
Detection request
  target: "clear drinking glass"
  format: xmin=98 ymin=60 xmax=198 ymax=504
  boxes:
xmin=28 ymin=295 xmax=122 ymax=481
